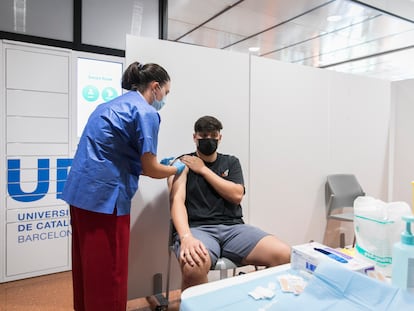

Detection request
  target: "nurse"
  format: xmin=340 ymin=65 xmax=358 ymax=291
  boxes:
xmin=61 ymin=61 xmax=184 ymax=311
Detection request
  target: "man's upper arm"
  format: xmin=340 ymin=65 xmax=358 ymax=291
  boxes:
xmin=168 ymin=166 xmax=188 ymax=206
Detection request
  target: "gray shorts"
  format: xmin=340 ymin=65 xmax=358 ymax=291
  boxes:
xmin=173 ymin=224 xmax=269 ymax=268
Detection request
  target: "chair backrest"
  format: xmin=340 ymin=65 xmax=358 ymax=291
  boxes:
xmin=325 ymin=174 xmax=365 ymax=212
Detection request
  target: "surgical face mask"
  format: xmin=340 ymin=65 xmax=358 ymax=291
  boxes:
xmin=152 ymin=86 xmax=166 ymax=111
xmin=197 ymin=138 xmax=218 ymax=156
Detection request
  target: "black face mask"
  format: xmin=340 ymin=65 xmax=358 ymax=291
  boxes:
xmin=197 ymin=138 xmax=218 ymax=156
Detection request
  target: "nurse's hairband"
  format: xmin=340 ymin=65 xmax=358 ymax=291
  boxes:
xmin=138 ymin=63 xmax=145 ymax=70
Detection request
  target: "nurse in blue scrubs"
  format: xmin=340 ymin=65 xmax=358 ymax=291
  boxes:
xmin=61 ymin=61 xmax=185 ymax=311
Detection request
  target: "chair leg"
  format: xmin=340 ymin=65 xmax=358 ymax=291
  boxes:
xmin=151 ymin=273 xmax=168 ymax=311
xmin=165 ymin=248 xmax=172 ymax=303
xmin=220 ymin=269 xmax=228 ymax=279
xmin=339 ymin=232 xmax=345 ymax=248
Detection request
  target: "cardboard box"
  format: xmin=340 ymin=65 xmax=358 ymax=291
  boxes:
xmin=291 ymin=242 xmax=375 ymax=274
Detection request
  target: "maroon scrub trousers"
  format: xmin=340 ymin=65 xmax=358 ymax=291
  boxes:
xmin=70 ymin=205 xmax=130 ymax=311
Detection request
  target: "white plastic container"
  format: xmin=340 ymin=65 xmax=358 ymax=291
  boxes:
xmin=392 ymin=215 xmax=414 ymax=293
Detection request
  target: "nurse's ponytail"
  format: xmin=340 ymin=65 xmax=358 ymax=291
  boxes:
xmin=122 ymin=61 xmax=170 ymax=93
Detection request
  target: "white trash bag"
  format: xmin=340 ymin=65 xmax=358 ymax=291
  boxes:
xmin=353 ymin=196 xmax=412 ymax=276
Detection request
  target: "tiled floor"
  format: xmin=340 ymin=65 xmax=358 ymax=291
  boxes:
xmin=0 ymin=271 xmax=181 ymax=311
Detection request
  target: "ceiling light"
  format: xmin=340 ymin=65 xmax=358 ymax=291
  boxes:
xmin=327 ymin=15 xmax=342 ymax=22
xmin=249 ymin=47 xmax=260 ymax=52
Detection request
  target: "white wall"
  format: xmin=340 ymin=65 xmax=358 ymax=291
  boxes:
xmin=249 ymin=58 xmax=391 ymax=246
xmin=328 ymin=73 xmax=391 ymax=199
xmin=249 ymin=57 xmax=331 ymax=245
xmin=391 ymin=79 xmax=414 ymax=208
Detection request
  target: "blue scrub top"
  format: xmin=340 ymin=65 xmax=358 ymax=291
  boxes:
xmin=62 ymin=91 xmax=160 ymax=216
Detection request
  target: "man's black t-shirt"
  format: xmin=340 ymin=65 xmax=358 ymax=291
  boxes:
xmin=185 ymin=152 xmax=245 ymax=227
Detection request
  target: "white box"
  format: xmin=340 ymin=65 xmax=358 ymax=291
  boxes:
xmin=291 ymin=242 xmax=375 ymax=274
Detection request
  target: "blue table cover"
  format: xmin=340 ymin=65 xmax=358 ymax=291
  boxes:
xmin=180 ymin=261 xmax=414 ymax=311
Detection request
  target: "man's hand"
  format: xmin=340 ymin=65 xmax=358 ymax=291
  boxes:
xmin=179 ymin=235 xmax=209 ymax=267
xmin=181 ymin=155 xmax=206 ymax=174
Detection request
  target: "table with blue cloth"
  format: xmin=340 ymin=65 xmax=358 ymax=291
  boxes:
xmin=180 ymin=261 xmax=414 ymax=311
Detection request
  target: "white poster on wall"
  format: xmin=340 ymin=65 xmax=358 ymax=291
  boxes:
xmin=76 ymin=58 xmax=123 ymax=137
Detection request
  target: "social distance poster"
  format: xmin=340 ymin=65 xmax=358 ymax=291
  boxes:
xmin=77 ymin=58 xmax=123 ymax=137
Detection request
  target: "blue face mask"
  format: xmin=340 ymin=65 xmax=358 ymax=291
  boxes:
xmin=152 ymin=98 xmax=165 ymax=111
xmin=152 ymin=86 xmax=166 ymax=111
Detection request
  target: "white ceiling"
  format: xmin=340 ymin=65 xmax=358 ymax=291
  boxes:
xmin=167 ymin=0 xmax=414 ymax=81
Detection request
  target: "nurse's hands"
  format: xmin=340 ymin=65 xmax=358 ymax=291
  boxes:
xmin=172 ymin=159 xmax=186 ymax=175
xmin=160 ymin=156 xmax=186 ymax=175
xmin=160 ymin=156 xmax=175 ymax=165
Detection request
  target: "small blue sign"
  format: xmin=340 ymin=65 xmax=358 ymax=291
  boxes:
xmin=82 ymin=85 xmax=99 ymax=102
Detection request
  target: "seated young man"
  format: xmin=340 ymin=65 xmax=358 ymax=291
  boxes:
xmin=168 ymin=115 xmax=291 ymax=290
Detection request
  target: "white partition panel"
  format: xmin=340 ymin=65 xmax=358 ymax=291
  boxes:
xmin=328 ymin=73 xmax=391 ymax=199
xmin=325 ymin=73 xmax=391 ymax=247
xmin=125 ymin=36 xmax=250 ymax=298
xmin=249 ymin=56 xmax=391 ymax=247
xmin=391 ymin=79 xmax=414 ymax=207
xmin=249 ymin=57 xmax=331 ymax=246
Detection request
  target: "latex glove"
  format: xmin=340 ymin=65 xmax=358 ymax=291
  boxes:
xmin=160 ymin=156 xmax=175 ymax=166
xmin=172 ymin=159 xmax=186 ymax=175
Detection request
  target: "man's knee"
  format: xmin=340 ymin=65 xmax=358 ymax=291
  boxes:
xmin=276 ymin=245 xmax=291 ymax=265
xmin=181 ymin=260 xmax=210 ymax=287
xmin=244 ymin=235 xmax=291 ymax=267
xmin=183 ymin=258 xmax=210 ymax=272
xmin=267 ymin=239 xmax=291 ymax=266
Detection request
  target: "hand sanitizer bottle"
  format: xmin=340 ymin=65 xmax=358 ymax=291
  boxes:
xmin=392 ymin=215 xmax=414 ymax=293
